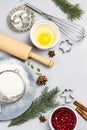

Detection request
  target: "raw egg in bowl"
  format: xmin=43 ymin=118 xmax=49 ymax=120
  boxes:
xmin=30 ymin=20 xmax=60 ymax=50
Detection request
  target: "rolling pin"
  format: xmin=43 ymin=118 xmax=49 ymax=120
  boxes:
xmin=0 ymin=34 xmax=54 ymax=67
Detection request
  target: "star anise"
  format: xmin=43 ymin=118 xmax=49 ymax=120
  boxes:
xmin=48 ymin=50 xmax=55 ymax=57
xmin=39 ymin=115 xmax=46 ymax=123
xmin=37 ymin=76 xmax=47 ymax=85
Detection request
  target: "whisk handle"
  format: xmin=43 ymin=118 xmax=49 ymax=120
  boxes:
xmin=25 ymin=3 xmax=61 ymax=23
xmin=25 ymin=3 xmax=43 ymax=15
xmin=25 ymin=3 xmax=53 ymax=20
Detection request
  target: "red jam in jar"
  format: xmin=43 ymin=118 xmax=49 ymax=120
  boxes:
xmin=51 ymin=107 xmax=77 ymax=130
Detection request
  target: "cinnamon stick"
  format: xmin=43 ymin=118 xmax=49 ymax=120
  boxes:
xmin=76 ymin=107 xmax=87 ymax=120
xmin=74 ymin=100 xmax=87 ymax=112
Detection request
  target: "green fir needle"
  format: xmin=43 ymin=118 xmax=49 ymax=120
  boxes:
xmin=51 ymin=0 xmax=83 ymax=20
xmin=9 ymin=87 xmax=60 ymax=127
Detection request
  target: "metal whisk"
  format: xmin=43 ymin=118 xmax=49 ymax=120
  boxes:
xmin=25 ymin=3 xmax=85 ymax=42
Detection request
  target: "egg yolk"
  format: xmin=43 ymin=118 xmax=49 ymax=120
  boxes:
xmin=37 ymin=32 xmax=52 ymax=46
xmin=34 ymin=25 xmax=56 ymax=47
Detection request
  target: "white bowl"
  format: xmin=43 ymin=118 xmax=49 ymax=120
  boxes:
xmin=30 ymin=20 xmax=60 ymax=50
xmin=49 ymin=106 xmax=78 ymax=130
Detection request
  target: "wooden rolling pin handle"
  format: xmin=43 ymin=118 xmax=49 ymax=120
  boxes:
xmin=30 ymin=52 xmax=54 ymax=67
xmin=0 ymin=34 xmax=54 ymax=67
xmin=0 ymin=34 xmax=32 ymax=60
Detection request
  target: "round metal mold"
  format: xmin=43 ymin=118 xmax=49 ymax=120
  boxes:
xmin=8 ymin=5 xmax=34 ymax=32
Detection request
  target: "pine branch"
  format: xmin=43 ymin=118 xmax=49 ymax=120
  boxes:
xmin=51 ymin=0 xmax=83 ymax=20
xmin=9 ymin=87 xmax=60 ymax=127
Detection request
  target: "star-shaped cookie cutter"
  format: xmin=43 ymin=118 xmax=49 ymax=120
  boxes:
xmin=59 ymin=40 xmax=73 ymax=53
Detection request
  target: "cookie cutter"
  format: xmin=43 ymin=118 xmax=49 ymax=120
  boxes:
xmin=59 ymin=40 xmax=73 ymax=53
xmin=7 ymin=5 xmax=34 ymax=32
xmin=60 ymin=89 xmax=74 ymax=104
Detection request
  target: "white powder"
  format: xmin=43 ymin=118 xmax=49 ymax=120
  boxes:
xmin=0 ymin=59 xmax=30 ymax=103
xmin=0 ymin=71 xmax=25 ymax=102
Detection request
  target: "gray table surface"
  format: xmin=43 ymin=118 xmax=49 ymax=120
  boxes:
xmin=0 ymin=0 xmax=87 ymax=129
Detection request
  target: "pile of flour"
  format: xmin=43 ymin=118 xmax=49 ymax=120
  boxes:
xmin=0 ymin=71 xmax=25 ymax=102
xmin=0 ymin=58 xmax=30 ymax=103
